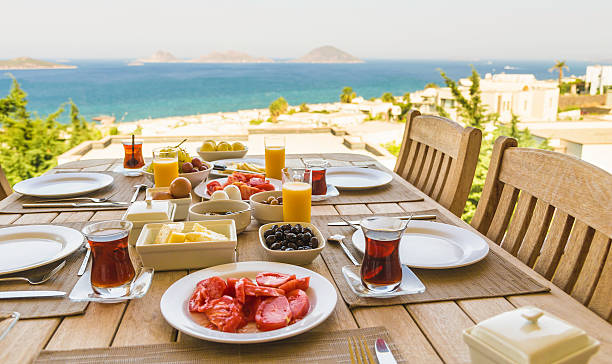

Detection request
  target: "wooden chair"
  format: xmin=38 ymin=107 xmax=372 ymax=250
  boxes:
xmin=394 ymin=110 xmax=482 ymax=217
xmin=472 ymin=136 xmax=612 ymax=322
xmin=0 ymin=164 xmax=11 ymax=200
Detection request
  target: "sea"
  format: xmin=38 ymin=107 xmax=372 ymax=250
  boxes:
xmin=0 ymin=60 xmax=587 ymax=123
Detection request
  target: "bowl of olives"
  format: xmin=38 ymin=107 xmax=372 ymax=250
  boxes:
xmin=250 ymin=191 xmax=284 ymax=224
xmin=258 ymin=222 xmax=325 ymax=265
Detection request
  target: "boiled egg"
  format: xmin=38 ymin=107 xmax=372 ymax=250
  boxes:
xmin=210 ymin=190 xmax=229 ymax=200
xmin=224 ymin=185 xmax=242 ymax=200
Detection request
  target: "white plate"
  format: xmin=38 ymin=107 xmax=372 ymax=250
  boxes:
xmin=351 ymin=221 xmax=489 ymax=269
xmin=311 ymin=184 xmax=340 ymax=202
xmin=194 ymin=177 xmax=282 ymax=200
xmin=326 ymin=167 xmax=393 ymax=190
xmin=13 ymin=173 xmax=114 ymax=198
xmin=210 ymin=158 xmax=265 ymax=178
xmin=0 ymin=225 xmax=84 ymax=275
xmin=160 ymin=261 xmax=337 ymax=344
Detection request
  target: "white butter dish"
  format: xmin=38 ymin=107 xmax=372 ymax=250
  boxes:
xmin=135 ymin=220 xmax=237 ymax=271
xmin=463 ymin=306 xmax=600 ymax=364
xmin=123 ymin=200 xmax=175 ymax=245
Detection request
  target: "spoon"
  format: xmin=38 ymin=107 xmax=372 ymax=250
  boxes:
xmin=0 ymin=261 xmax=66 ymax=285
xmin=130 ymin=184 xmax=148 ymax=203
xmin=327 ymin=234 xmax=360 ymax=266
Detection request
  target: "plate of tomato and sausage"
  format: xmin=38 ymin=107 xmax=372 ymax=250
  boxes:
xmin=160 ymin=261 xmax=337 ymax=343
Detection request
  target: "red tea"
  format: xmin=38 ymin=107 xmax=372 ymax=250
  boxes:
xmin=361 ymin=233 xmax=402 ymax=289
xmin=87 ymin=228 xmax=135 ymax=288
xmin=310 ymin=169 xmax=327 ymax=195
xmin=122 ymin=141 xmax=145 ymax=169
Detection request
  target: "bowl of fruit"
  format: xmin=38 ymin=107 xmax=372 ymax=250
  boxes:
xmin=197 ymin=140 xmax=248 ymax=162
xmin=259 ymin=223 xmax=325 ymax=265
xmin=250 ymin=191 xmax=284 ymax=224
xmin=142 ymin=145 xmax=212 ymax=188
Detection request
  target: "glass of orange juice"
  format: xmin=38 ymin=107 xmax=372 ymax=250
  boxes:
xmin=282 ymin=167 xmax=312 ymax=223
xmin=265 ymin=136 xmax=285 ymax=180
xmin=152 ymin=147 xmax=179 ymax=187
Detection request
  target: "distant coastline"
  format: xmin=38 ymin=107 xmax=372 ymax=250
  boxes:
xmin=0 ymin=57 xmax=77 ymax=70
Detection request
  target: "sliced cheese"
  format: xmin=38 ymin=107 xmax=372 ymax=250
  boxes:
xmin=155 ymin=223 xmax=184 ymax=244
xmin=189 ymin=224 xmax=228 ymax=241
xmin=168 ymin=231 xmax=186 ymax=243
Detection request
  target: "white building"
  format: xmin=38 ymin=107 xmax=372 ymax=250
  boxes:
xmin=411 ymin=73 xmax=560 ymax=122
xmin=585 ymin=65 xmax=612 ymax=95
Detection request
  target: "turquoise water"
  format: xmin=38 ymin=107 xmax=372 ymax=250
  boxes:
xmin=0 ymin=60 xmax=586 ymax=123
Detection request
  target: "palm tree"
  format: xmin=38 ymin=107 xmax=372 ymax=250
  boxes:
xmin=549 ymin=60 xmax=569 ymax=87
xmin=340 ymin=87 xmax=356 ymax=103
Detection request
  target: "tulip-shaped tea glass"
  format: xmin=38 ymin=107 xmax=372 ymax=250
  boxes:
xmin=82 ymin=220 xmax=135 ymax=298
xmin=360 ymin=216 xmax=409 ymax=293
xmin=304 ymin=159 xmax=329 ymax=195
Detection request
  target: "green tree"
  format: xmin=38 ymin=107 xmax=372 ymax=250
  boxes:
xmin=68 ymin=100 xmax=100 ymax=148
xmin=268 ymin=97 xmax=289 ymax=122
xmin=395 ymin=92 xmax=413 ymax=121
xmin=299 ymin=103 xmax=309 ymax=112
xmin=425 ymin=82 xmax=439 ymax=89
xmin=549 ymin=60 xmax=569 ymax=87
xmin=381 ymin=92 xmax=395 ymax=103
xmin=340 ymin=87 xmax=356 ymax=103
xmin=440 ymin=67 xmax=487 ymax=128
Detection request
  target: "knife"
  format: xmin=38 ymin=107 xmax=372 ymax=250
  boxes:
xmin=213 ymin=164 xmax=265 ymax=175
xmin=328 ymin=214 xmax=437 ymax=226
xmin=0 ymin=290 xmax=66 ymax=299
xmin=375 ymin=338 xmax=397 ymax=364
xmin=22 ymin=202 xmax=129 ymax=208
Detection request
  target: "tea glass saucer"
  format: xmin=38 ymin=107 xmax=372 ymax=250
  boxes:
xmin=69 ymin=267 xmax=154 ymax=303
xmin=311 ymin=184 xmax=340 ymax=202
xmin=341 ymin=265 xmax=426 ymax=298
xmin=111 ymin=165 xmax=143 ymax=177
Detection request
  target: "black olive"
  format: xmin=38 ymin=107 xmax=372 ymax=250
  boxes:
xmin=291 ymin=226 xmax=300 ymax=234
xmin=302 ymin=245 xmax=312 ymax=250
xmin=298 ymin=246 xmax=306 ymax=250
xmin=285 ymin=247 xmax=295 ymax=251
xmin=310 ymin=237 xmax=319 ymax=248
xmin=287 ymin=242 xmax=298 ymax=250
xmin=281 ymin=224 xmax=291 ymax=231
xmin=263 ymin=229 xmax=274 ymax=238
xmin=272 ymin=224 xmax=279 ymax=231
xmin=303 ymin=228 xmax=313 ymax=235
xmin=286 ymin=233 xmax=296 ymax=241
xmin=302 ymin=232 xmax=312 ymax=242
xmin=296 ymin=233 xmax=304 ymax=241
xmin=275 ymin=231 xmax=283 ymax=240
xmin=279 ymin=240 xmax=288 ymax=248
xmin=265 ymin=235 xmax=276 ymax=245
xmin=270 ymin=243 xmax=281 ymax=250
xmin=295 ymin=239 xmax=304 ymax=247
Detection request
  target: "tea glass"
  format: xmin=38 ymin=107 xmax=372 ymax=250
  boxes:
xmin=304 ymin=159 xmax=329 ymax=195
xmin=265 ymin=136 xmax=285 ymax=180
xmin=122 ymin=139 xmax=145 ymax=169
xmin=359 ymin=216 xmax=409 ymax=293
xmin=281 ymin=167 xmax=312 ymax=223
xmin=152 ymin=147 xmax=179 ymax=187
xmin=82 ymin=220 xmax=135 ymax=298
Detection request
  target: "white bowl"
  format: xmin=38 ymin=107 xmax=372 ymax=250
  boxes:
xmin=250 ymin=190 xmax=283 ymax=224
xmin=196 ymin=146 xmax=248 ymax=162
xmin=135 ymin=220 xmax=237 ymax=271
xmin=258 ymin=222 xmax=325 ymax=265
xmin=142 ymin=160 xmax=212 ymax=188
xmin=189 ymin=200 xmax=251 ymax=234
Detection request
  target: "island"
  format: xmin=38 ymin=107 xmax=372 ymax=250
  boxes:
xmin=289 ymin=46 xmax=363 ymax=63
xmin=190 ymin=50 xmax=273 ymax=63
xmin=0 ymin=57 xmax=77 ymax=70
xmin=136 ymin=50 xmax=181 ymax=63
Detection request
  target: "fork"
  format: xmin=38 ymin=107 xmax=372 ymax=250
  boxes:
xmin=348 ymin=336 xmax=375 ymax=364
xmin=0 ymin=261 xmax=66 ymax=285
xmin=33 ymin=191 xmax=120 ymax=204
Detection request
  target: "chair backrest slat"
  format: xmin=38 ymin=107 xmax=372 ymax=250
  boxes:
xmin=394 ymin=110 xmax=482 ymax=216
xmin=0 ymin=164 xmax=11 ymax=201
xmin=472 ymin=136 xmax=612 ymax=321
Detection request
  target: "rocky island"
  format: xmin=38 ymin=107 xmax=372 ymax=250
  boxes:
xmin=0 ymin=57 xmax=77 ymax=70
xmin=290 ymin=46 xmax=363 ymax=63
xmin=136 ymin=50 xmax=181 ymax=63
xmin=191 ymin=50 xmax=273 ymax=63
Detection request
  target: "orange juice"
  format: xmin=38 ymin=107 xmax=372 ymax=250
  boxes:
xmin=265 ymin=146 xmax=285 ymax=180
xmin=153 ymin=158 xmax=179 ymax=187
xmin=282 ymin=181 xmax=311 ymax=222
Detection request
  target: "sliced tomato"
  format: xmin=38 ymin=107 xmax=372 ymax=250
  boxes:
xmin=188 ymin=289 xmax=207 ymax=312
xmin=255 ymin=272 xmax=295 ymax=288
xmin=242 ymin=296 xmax=262 ymax=322
xmin=255 ymin=296 xmax=292 ymax=331
xmin=286 ymin=289 xmax=310 ymax=320
xmin=206 ymin=181 xmax=222 ymax=195
xmin=237 ymin=183 xmax=263 ymax=200
xmin=295 ymin=277 xmax=310 ymax=291
xmin=278 ymin=279 xmax=299 ymax=292
xmin=223 ymin=277 xmax=238 ymax=297
xmin=246 ymin=177 xmax=266 ymax=187
xmin=204 ymin=296 xmax=246 ymax=333
xmin=245 ymin=284 xmax=285 ymax=297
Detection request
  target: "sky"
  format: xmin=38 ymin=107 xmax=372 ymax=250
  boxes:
xmin=1 ymin=0 xmax=611 ymax=61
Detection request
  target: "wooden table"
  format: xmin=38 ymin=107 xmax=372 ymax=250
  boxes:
xmin=1 ymin=154 xmax=611 ymax=364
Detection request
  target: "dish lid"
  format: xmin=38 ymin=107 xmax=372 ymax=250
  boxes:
xmin=470 ymin=306 xmax=591 ymax=364
xmin=124 ymin=200 xmax=172 ymax=222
